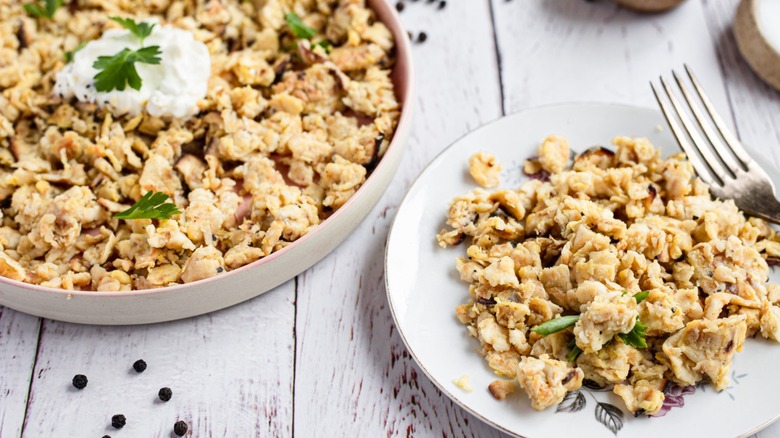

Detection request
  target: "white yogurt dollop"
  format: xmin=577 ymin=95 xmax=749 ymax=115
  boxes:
xmin=54 ymin=21 xmax=211 ymax=119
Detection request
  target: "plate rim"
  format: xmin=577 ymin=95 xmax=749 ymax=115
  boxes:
xmin=383 ymin=101 xmax=780 ymax=438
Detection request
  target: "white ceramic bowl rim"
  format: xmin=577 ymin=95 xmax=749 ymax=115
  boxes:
xmin=3 ymin=0 xmax=414 ymax=299
xmin=384 ymin=101 xmax=668 ymax=438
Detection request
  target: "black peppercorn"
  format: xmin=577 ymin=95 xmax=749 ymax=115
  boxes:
xmin=111 ymin=414 xmax=126 ymax=429
xmin=102 ymin=436 xmax=111 ymax=438
xmin=216 ymin=266 xmax=224 ymax=273
xmin=417 ymin=32 xmax=428 ymax=43
xmin=438 ymin=0 xmax=446 ymax=9
xmin=72 ymin=374 xmax=88 ymax=390
xmin=395 ymin=1 xmax=404 ymax=11
xmin=158 ymin=387 xmax=173 ymax=402
xmin=132 ymin=359 xmax=147 ymax=373
xmin=173 ymin=420 xmax=189 ymax=436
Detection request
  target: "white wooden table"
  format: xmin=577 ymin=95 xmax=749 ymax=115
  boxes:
xmin=2 ymin=0 xmax=780 ymax=436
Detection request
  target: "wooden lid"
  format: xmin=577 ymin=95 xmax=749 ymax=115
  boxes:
xmin=734 ymin=0 xmax=780 ymax=91
xmin=614 ymin=0 xmax=686 ymax=13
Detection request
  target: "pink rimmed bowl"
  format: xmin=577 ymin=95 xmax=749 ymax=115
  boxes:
xmin=0 ymin=0 xmax=414 ymax=325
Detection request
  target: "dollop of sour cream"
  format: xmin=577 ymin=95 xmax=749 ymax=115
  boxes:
xmin=54 ymin=20 xmax=211 ymax=119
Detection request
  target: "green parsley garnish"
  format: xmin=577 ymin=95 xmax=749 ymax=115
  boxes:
xmin=633 ymin=291 xmax=650 ymax=304
xmin=531 ymin=315 xmax=580 ymax=337
xmin=618 ymin=320 xmax=648 ymax=349
xmin=566 ymin=338 xmax=582 ymax=362
xmin=314 ymin=40 xmax=332 ymax=54
xmin=65 ymin=42 xmax=86 ymax=63
xmin=110 ymin=17 xmax=156 ymax=44
xmin=23 ymin=0 xmax=62 ymax=19
xmin=284 ymin=12 xmax=331 ymax=53
xmin=93 ymin=46 xmax=161 ymax=92
xmin=284 ymin=12 xmax=316 ymax=40
xmin=92 ymin=17 xmax=161 ymax=92
xmin=114 ymin=191 xmax=181 ymax=220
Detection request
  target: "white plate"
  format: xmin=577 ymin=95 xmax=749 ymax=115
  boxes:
xmin=385 ymin=103 xmax=780 ymax=438
xmin=0 ymin=0 xmax=413 ymax=325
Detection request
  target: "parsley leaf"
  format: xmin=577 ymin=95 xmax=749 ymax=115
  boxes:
xmin=566 ymin=338 xmax=582 ymax=362
xmin=284 ymin=12 xmax=316 ymax=40
xmin=114 ymin=191 xmax=181 ymax=220
xmin=314 ymin=40 xmax=332 ymax=54
xmin=531 ymin=315 xmax=580 ymax=337
xmin=633 ymin=291 xmax=650 ymax=304
xmin=23 ymin=0 xmax=62 ymax=19
xmin=110 ymin=17 xmax=156 ymax=44
xmin=64 ymin=41 xmax=86 ymax=63
xmin=617 ymin=320 xmax=648 ymax=349
xmin=93 ymin=46 xmax=162 ymax=92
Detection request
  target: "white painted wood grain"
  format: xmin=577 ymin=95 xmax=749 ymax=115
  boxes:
xmin=291 ymin=0 xmax=507 ymax=436
xmin=0 ymin=308 xmax=40 ymax=438
xmin=700 ymin=0 xmax=780 ymax=170
xmin=490 ymin=0 xmax=731 ymax=126
xmin=20 ymin=281 xmax=295 ymax=438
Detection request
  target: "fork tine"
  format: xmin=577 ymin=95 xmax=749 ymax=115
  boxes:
xmin=672 ymin=71 xmax=741 ymax=177
xmin=659 ymin=76 xmax=729 ymax=186
xmin=684 ymin=65 xmax=753 ymax=167
xmin=650 ymin=81 xmax=718 ymax=185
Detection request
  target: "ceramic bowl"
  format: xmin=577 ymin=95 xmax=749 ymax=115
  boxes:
xmin=0 ymin=0 xmax=414 ymax=325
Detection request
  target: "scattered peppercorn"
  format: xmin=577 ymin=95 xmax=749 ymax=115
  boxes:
xmin=72 ymin=374 xmax=88 ymax=390
xmin=132 ymin=359 xmax=147 ymax=373
xmin=173 ymin=420 xmax=189 ymax=436
xmin=216 ymin=266 xmax=224 ymax=273
xmin=102 ymin=436 xmax=111 ymax=438
xmin=417 ymin=32 xmax=428 ymax=43
xmin=395 ymin=1 xmax=404 ymax=12
xmin=438 ymin=0 xmax=446 ymax=9
xmin=111 ymin=414 xmax=126 ymax=429
xmin=158 ymin=387 xmax=173 ymax=402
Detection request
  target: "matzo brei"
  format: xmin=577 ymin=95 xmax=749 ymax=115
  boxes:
xmin=0 ymin=0 xmax=400 ymax=290
xmin=437 ymin=135 xmax=780 ymax=415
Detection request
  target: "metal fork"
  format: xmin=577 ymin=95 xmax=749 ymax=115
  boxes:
xmin=650 ymin=65 xmax=780 ymax=225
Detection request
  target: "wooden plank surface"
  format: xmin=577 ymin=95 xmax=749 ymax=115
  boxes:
xmin=19 ymin=281 xmax=295 ymax=437
xmin=700 ymin=0 xmax=780 ymax=168
xmin=490 ymin=0 xmax=730 ymax=116
xmin=291 ymin=0 xmax=506 ymax=436
xmin=0 ymin=309 xmax=40 ymax=438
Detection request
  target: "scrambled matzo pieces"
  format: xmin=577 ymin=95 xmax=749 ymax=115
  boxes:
xmin=0 ymin=0 xmax=399 ymax=290
xmin=438 ymin=135 xmax=780 ymax=415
